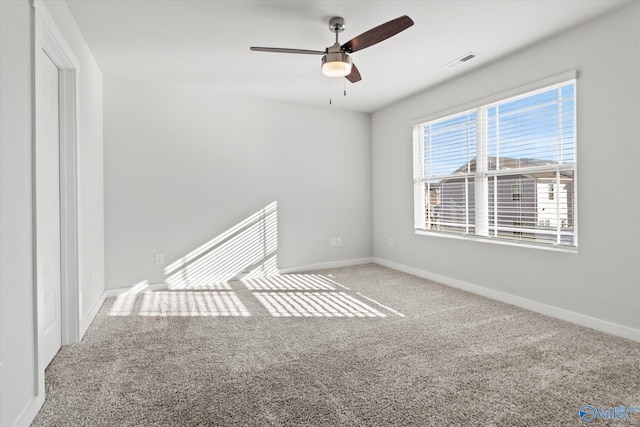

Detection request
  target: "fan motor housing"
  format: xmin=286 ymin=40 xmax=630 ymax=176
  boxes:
xmin=323 ymin=52 xmax=351 ymax=66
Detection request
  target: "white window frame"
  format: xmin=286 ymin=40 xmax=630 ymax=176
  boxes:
xmin=412 ymin=71 xmax=578 ymax=252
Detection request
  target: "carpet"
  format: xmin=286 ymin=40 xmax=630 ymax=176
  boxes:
xmin=32 ymin=264 xmax=640 ymax=426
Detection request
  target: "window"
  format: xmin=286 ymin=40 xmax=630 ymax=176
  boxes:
xmin=413 ymin=79 xmax=576 ymax=249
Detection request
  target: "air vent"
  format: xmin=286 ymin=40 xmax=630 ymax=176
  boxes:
xmin=443 ymin=52 xmax=479 ymax=69
xmin=459 ymin=53 xmax=476 ymax=62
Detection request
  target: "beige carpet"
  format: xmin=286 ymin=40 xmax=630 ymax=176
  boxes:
xmin=33 ymin=264 xmax=640 ymax=426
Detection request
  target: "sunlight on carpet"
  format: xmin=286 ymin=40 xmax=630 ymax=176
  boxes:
xmin=139 ymin=291 xmax=250 ymax=317
xmin=242 ymin=274 xmax=341 ymax=291
xmin=254 ymin=291 xmax=387 ymax=317
xmin=109 ymin=273 xmax=403 ymax=318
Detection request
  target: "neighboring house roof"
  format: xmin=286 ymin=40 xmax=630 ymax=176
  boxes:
xmin=451 ymin=156 xmax=557 ymax=174
xmin=441 ymin=156 xmax=573 ymax=182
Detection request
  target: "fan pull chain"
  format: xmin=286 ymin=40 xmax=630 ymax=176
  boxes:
xmin=329 ymin=78 xmax=333 ymax=105
xmin=343 ymin=62 xmax=347 ymax=97
xmin=344 ymin=72 xmax=347 ymax=97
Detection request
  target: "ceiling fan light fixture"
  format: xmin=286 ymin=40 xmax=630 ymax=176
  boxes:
xmin=322 ymin=52 xmax=352 ymax=77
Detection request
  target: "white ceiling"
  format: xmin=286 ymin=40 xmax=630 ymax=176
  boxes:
xmin=65 ymin=0 xmax=632 ymax=113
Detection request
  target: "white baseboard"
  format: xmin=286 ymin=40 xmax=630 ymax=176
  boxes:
xmin=279 ymin=257 xmax=374 ymax=274
xmin=79 ymin=291 xmax=107 ymax=339
xmin=104 ymin=282 xmax=168 ymax=298
xmin=373 ymin=257 xmax=640 ymax=343
xmin=13 ymin=392 xmax=45 ymax=427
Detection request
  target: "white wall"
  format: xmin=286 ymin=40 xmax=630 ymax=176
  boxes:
xmin=0 ymin=2 xmax=38 ymax=425
xmin=104 ymin=78 xmax=372 ymax=289
xmin=372 ymin=3 xmax=640 ymax=338
xmin=0 ymin=1 xmax=105 ymax=425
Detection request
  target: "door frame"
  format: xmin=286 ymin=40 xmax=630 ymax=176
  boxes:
xmin=32 ymin=0 xmax=80 ymax=390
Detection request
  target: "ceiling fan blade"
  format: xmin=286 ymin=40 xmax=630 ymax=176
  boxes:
xmin=341 ymin=15 xmax=414 ymax=53
xmin=250 ymin=47 xmax=325 ymax=55
xmin=346 ymin=63 xmax=362 ymax=83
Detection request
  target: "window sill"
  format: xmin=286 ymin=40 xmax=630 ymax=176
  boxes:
xmin=415 ymin=229 xmax=578 ymax=254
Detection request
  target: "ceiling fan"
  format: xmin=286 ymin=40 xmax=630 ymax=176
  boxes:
xmin=250 ymin=15 xmax=414 ymax=83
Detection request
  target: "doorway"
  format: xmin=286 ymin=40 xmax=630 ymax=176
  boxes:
xmin=34 ymin=0 xmax=81 ymax=387
xmin=36 ymin=49 xmax=62 ymax=367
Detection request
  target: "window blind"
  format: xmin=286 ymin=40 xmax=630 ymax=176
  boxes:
xmin=413 ymin=80 xmax=576 ymax=249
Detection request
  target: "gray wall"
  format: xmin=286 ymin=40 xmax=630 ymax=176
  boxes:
xmin=372 ymin=3 xmax=640 ymax=333
xmin=1 ymin=2 xmax=37 ymax=424
xmin=104 ymin=78 xmax=372 ymax=289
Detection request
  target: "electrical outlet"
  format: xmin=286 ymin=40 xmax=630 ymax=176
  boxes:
xmin=336 ymin=237 xmax=342 ymax=247
xmin=389 ymin=238 xmax=394 ymax=247
xmin=330 ymin=237 xmax=337 ymax=247
xmin=154 ymin=253 xmax=164 ymax=265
